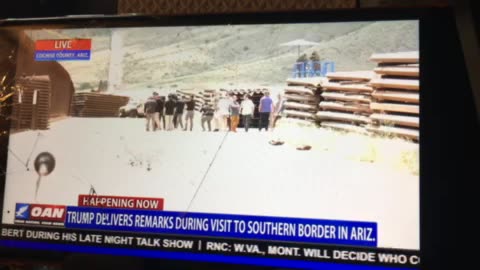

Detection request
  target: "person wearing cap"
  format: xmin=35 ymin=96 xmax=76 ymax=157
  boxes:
xmin=184 ymin=95 xmax=195 ymax=131
xmin=258 ymin=91 xmax=274 ymax=131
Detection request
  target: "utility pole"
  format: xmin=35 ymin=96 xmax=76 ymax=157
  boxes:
xmin=107 ymin=29 xmax=124 ymax=92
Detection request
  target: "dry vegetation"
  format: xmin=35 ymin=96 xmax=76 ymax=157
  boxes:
xmin=50 ymin=21 xmax=418 ymax=91
xmin=272 ymin=118 xmax=419 ymax=176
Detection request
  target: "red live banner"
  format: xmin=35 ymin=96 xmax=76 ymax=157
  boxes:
xmin=35 ymin=39 xmax=92 ymax=51
xmin=78 ymin=195 xmax=164 ymax=210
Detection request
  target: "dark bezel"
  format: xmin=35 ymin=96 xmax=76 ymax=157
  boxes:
xmin=0 ymin=7 xmax=463 ymax=270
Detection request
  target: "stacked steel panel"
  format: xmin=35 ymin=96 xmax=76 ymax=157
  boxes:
xmin=202 ymin=89 xmax=217 ymax=109
xmin=367 ymin=51 xmax=419 ymax=140
xmin=12 ymin=76 xmax=51 ymax=130
xmin=177 ymin=89 xmax=217 ymax=111
xmin=283 ymin=77 xmax=323 ymax=123
xmin=71 ymin=93 xmax=129 ymax=117
xmin=317 ymin=71 xmax=373 ymax=133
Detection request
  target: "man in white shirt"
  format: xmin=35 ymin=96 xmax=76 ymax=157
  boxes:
xmin=216 ymin=93 xmax=232 ymax=131
xmin=240 ymin=94 xmax=255 ymax=132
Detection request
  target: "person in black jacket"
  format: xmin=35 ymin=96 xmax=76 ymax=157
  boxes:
xmin=155 ymin=94 xmax=165 ymax=130
xmin=164 ymin=95 xmax=176 ymax=131
xmin=184 ymin=96 xmax=195 ymax=131
xmin=200 ymin=103 xmax=214 ymax=131
xmin=174 ymin=96 xmax=186 ymax=130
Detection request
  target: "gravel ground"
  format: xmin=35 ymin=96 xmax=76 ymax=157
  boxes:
xmin=3 ymin=117 xmax=419 ymax=249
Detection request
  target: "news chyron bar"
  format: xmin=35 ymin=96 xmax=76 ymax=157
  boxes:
xmin=1 ymin=19 xmax=420 ymax=269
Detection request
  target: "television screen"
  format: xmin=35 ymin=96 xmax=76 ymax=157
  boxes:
xmin=0 ymin=14 xmax=421 ymax=269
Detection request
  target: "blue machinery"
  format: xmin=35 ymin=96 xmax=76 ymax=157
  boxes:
xmin=292 ymin=60 xmax=335 ymax=78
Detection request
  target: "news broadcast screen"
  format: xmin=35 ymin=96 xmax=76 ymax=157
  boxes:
xmin=0 ymin=19 xmax=420 ymax=269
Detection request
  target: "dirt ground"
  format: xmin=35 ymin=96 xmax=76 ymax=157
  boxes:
xmin=3 ymin=117 xmax=419 ymax=250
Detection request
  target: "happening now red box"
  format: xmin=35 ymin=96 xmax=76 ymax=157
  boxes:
xmin=78 ymin=195 xmax=164 ymax=210
xmin=35 ymin=39 xmax=92 ymax=51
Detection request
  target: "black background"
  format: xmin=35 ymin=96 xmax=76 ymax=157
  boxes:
xmin=0 ymin=1 xmax=479 ymax=270
xmin=0 ymin=0 xmax=118 ymax=19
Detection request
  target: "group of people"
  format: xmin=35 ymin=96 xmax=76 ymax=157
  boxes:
xmin=143 ymin=91 xmax=285 ymax=133
xmin=295 ymin=51 xmax=322 ymax=78
xmin=143 ymin=92 xmax=195 ymax=131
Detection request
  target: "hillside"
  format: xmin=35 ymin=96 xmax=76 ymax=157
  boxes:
xmin=44 ymin=20 xmax=418 ymax=92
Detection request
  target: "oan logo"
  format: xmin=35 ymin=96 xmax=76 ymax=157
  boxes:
xmin=29 ymin=204 xmax=66 ymax=222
